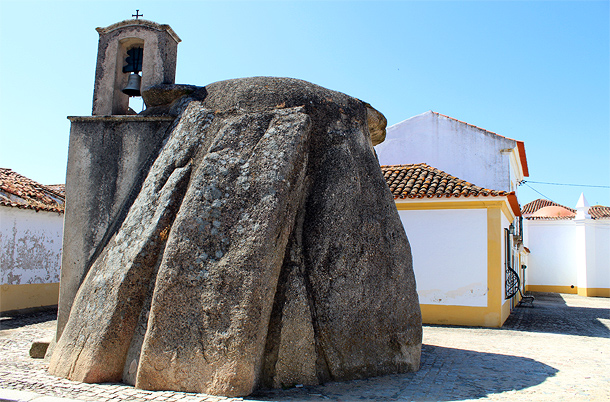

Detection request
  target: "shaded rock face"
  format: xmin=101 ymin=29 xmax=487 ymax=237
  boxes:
xmin=49 ymin=77 xmax=422 ymax=397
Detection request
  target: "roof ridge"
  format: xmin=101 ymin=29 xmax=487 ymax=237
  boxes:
xmin=430 ymin=111 xmax=520 ymax=142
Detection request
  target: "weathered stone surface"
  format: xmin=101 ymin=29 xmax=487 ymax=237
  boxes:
xmin=141 ymin=83 xmax=203 ymax=107
xmin=50 ymin=77 xmax=421 ymax=397
xmin=55 ymin=116 xmax=175 ymax=343
xmin=29 ymin=338 xmax=51 ymax=358
xmin=49 ymin=104 xmax=213 ymax=382
xmin=365 ymin=102 xmax=387 ymax=146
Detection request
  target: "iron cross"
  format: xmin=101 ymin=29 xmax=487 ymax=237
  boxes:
xmin=132 ymin=10 xmax=143 ymax=19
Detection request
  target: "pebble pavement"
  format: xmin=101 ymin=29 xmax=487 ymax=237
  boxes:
xmin=1 ymin=292 xmax=608 ymax=402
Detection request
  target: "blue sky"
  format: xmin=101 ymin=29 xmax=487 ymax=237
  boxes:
xmin=1 ymin=0 xmax=608 ymax=208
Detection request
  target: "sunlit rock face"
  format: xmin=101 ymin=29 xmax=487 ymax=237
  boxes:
xmin=49 ymin=77 xmax=422 ymax=397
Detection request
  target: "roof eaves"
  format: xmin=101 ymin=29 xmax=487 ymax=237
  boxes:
xmin=516 ymin=141 xmax=529 ymax=177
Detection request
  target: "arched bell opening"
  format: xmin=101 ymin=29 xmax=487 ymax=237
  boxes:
xmin=92 ymin=20 xmax=180 ymax=116
xmin=115 ymin=38 xmax=144 ymax=114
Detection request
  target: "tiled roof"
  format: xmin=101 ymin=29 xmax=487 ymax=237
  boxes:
xmin=525 ymin=215 xmax=575 ymax=221
xmin=381 ymin=163 xmax=509 ymax=199
xmin=0 ymin=168 xmax=65 ymax=213
xmin=522 ymin=199 xmax=575 ymax=215
xmin=523 ymin=198 xmax=610 ymax=220
xmin=525 ymin=214 xmax=574 ymax=221
xmin=590 ymin=205 xmax=610 ymax=220
xmin=47 ymin=184 xmax=65 ymax=196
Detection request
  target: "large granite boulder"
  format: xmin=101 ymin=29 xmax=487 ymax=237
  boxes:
xmin=49 ymin=77 xmax=421 ymax=397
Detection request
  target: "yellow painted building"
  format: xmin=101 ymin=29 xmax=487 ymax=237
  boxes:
xmin=382 ymin=164 xmax=526 ymax=327
xmin=376 ymin=111 xmax=530 ymax=327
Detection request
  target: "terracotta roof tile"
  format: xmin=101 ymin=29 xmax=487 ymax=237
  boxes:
xmin=523 ymin=198 xmax=609 ymax=220
xmin=381 ymin=163 xmax=508 ymax=199
xmin=525 ymin=215 xmax=574 ymax=221
xmin=521 ymin=199 xmax=575 ymax=215
xmin=590 ymin=205 xmax=610 ymax=220
xmin=0 ymin=168 xmax=65 ymax=213
xmin=47 ymin=184 xmax=66 ymax=196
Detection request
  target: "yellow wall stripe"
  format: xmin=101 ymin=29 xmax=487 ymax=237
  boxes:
xmin=487 ymin=207 xmax=503 ymax=321
xmin=0 ymin=283 xmax=59 ymax=312
xmin=420 ymin=304 xmax=504 ymax=327
xmin=525 ymin=285 xmax=577 ymax=294
xmin=577 ymin=287 xmax=610 ymax=297
xmin=525 ymin=285 xmax=609 ymax=298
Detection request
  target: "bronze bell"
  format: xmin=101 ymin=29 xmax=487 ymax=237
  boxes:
xmin=122 ymin=73 xmax=141 ymax=96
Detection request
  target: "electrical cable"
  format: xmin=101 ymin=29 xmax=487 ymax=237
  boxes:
xmin=521 ymin=182 xmax=557 ymax=203
xmin=524 ymin=180 xmax=610 ymax=189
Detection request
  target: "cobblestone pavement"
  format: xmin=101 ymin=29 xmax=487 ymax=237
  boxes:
xmin=1 ymin=292 xmax=608 ymax=402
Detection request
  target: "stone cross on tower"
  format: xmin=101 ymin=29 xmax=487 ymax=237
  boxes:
xmin=91 ymin=18 xmax=181 ymax=115
xmin=132 ymin=10 xmax=143 ymax=19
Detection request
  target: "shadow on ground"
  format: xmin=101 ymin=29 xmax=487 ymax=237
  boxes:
xmin=503 ymin=292 xmax=610 ymax=338
xmin=251 ymin=344 xmax=558 ymax=401
xmin=0 ymin=309 xmax=57 ymax=331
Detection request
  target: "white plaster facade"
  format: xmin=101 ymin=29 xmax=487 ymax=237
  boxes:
xmin=1 ymin=206 xmax=63 ymax=285
xmin=376 ymin=111 xmax=528 ymax=193
xmin=523 ymin=221 xmax=578 ymax=289
xmin=0 ymin=206 xmax=64 ymax=312
xmin=524 ymin=202 xmax=610 ymax=296
xmin=399 ymin=208 xmax=488 ymax=307
xmin=377 ymin=111 xmax=530 ymax=326
xmin=393 ymin=195 xmax=520 ymax=327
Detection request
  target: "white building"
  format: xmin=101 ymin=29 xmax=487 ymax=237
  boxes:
xmin=523 ymin=194 xmax=610 ymax=297
xmin=0 ymin=168 xmax=65 ymax=312
xmin=377 ymin=112 xmax=530 ymax=327
xmin=376 ymin=111 xmax=528 ymax=193
xmin=382 ymin=164 xmax=524 ymax=327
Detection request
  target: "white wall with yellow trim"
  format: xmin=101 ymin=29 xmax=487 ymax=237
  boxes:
xmin=395 ymin=197 xmax=517 ymax=327
xmin=524 ymin=217 xmax=610 ymax=297
xmin=0 ymin=206 xmax=64 ymax=312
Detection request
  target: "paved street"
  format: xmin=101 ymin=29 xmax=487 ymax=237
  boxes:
xmin=1 ymin=292 xmax=608 ymax=402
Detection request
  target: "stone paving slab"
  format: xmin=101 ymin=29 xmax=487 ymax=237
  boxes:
xmin=1 ymin=293 xmax=609 ymax=401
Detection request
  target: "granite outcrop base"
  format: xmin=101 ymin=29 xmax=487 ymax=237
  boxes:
xmin=49 ymin=77 xmax=422 ymax=397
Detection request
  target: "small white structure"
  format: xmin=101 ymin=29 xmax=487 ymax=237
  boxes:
xmin=0 ymin=168 xmax=65 ymax=312
xmin=523 ymin=194 xmax=610 ymax=297
xmin=376 ymin=111 xmax=528 ymax=193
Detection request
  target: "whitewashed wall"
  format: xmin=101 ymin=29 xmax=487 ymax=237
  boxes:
xmin=0 ymin=207 xmax=64 ymax=285
xmin=591 ymin=222 xmax=610 ymax=289
xmin=523 ymin=220 xmax=578 ymax=288
xmin=398 ymin=208 xmax=488 ymax=307
xmin=376 ymin=111 xmax=517 ymax=192
xmin=523 ymin=219 xmax=610 ymax=291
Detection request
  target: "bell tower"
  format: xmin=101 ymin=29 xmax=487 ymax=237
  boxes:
xmin=92 ymin=17 xmax=181 ymax=115
xmin=57 ymin=16 xmax=182 ymax=341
